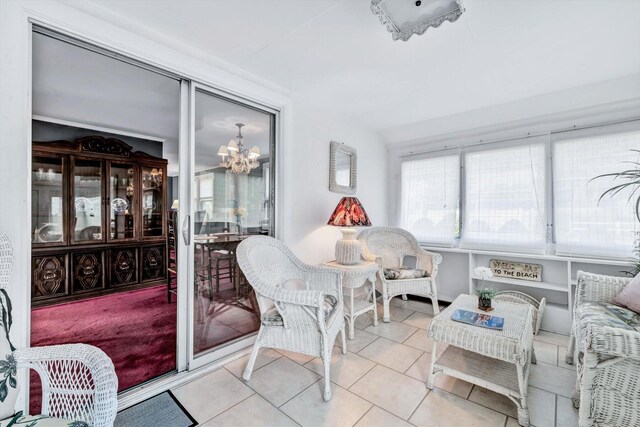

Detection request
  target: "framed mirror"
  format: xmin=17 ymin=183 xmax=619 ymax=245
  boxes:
xmin=329 ymin=141 xmax=357 ymax=195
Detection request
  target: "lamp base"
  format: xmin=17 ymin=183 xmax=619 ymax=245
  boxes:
xmin=335 ymin=228 xmax=361 ymax=265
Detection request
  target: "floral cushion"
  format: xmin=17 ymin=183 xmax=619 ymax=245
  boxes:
xmin=575 ymin=301 xmax=640 ymax=333
xmin=0 ymin=413 xmax=88 ymax=426
xmin=0 ymin=290 xmax=18 ymax=421
xmin=261 ymin=295 xmax=338 ymax=326
xmin=383 ymin=266 xmax=430 ymax=280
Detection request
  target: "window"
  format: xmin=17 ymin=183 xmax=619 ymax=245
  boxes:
xmin=553 ymin=122 xmax=640 ymax=258
xmin=461 ymin=138 xmax=548 ymax=253
xmin=399 ymin=154 xmax=460 ymax=246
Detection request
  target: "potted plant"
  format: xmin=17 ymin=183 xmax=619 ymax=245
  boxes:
xmin=475 ymin=287 xmax=496 ymax=311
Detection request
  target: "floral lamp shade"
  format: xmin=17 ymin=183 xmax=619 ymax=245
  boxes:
xmin=327 ymin=197 xmax=372 ymax=227
xmin=327 ymin=198 xmax=371 ymax=265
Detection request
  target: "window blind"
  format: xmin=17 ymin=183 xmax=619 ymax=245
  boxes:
xmin=461 ymin=138 xmax=548 ymax=253
xmin=553 ymin=121 xmax=640 ymax=258
xmin=399 ymin=154 xmax=460 ymax=246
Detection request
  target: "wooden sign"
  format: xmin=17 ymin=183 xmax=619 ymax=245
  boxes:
xmin=489 ymin=259 xmax=542 ymax=282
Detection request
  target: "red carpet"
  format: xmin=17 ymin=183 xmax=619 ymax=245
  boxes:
xmin=30 ymin=285 xmax=176 ymax=412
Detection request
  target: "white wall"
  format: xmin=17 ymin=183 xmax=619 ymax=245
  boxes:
xmin=285 ymin=98 xmax=388 ymax=265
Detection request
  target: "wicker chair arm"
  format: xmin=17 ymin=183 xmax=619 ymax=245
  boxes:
xmin=301 ymin=266 xmax=343 ymax=301
xmin=585 ymin=324 xmax=640 ymax=361
xmin=258 ymin=283 xmax=326 ymax=308
xmin=360 ymin=245 xmax=381 ymax=265
xmin=14 ymin=344 xmax=118 ymax=427
xmin=574 ymin=271 xmax=631 ymax=306
xmin=413 ymin=250 xmax=442 ymax=278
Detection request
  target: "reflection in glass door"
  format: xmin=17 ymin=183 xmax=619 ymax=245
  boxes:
xmin=191 ymin=87 xmax=276 ymax=358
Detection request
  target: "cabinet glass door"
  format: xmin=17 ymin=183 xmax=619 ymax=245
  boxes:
xmin=73 ymin=159 xmax=103 ymax=243
xmin=32 ymin=156 xmax=65 ymax=245
xmin=141 ymin=165 xmax=164 ymax=237
xmin=109 ymin=163 xmax=135 ymax=240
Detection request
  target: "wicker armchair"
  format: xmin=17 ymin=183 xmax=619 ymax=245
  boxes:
xmin=14 ymin=344 xmax=118 ymax=427
xmin=566 ymin=271 xmax=638 ymax=427
xmin=358 ymin=227 xmax=442 ymax=322
xmin=0 ymin=234 xmax=118 ymax=426
xmin=236 ymin=236 xmax=346 ymax=401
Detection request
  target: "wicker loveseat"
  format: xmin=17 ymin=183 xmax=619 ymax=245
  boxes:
xmin=566 ymin=271 xmax=639 ymax=427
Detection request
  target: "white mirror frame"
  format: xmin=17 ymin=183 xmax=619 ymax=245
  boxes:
xmin=329 ymin=141 xmax=357 ymax=195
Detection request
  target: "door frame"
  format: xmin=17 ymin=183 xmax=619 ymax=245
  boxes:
xmin=186 ymin=81 xmax=280 ymax=370
xmin=15 ymin=6 xmax=288 ymax=410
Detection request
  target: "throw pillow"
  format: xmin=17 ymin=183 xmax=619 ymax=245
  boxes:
xmin=0 ymin=289 xmax=18 ymax=421
xmin=613 ymin=273 xmax=640 ymax=314
xmin=383 ymin=266 xmax=430 ymax=280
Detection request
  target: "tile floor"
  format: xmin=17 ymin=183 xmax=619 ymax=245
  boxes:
xmin=172 ymin=298 xmax=579 ymax=427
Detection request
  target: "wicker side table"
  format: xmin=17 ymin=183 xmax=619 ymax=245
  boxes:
xmin=427 ymin=294 xmax=536 ymax=426
xmin=324 ymin=260 xmax=379 ymax=339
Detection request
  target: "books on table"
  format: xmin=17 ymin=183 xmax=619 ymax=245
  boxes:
xmin=451 ymin=309 xmax=504 ymax=330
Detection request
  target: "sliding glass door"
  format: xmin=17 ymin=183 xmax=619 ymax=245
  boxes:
xmin=187 ymin=84 xmax=276 ymax=367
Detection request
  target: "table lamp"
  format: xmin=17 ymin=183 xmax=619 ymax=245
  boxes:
xmin=327 ymin=197 xmax=372 ymax=265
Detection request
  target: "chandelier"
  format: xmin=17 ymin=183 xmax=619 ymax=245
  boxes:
xmin=217 ymin=123 xmax=261 ymax=174
xmin=371 ymin=0 xmax=465 ymax=42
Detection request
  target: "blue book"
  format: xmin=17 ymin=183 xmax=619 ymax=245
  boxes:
xmin=451 ymin=309 xmax=504 ymax=330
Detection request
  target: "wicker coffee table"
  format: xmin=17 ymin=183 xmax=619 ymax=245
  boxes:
xmin=427 ymin=294 xmax=536 ymax=426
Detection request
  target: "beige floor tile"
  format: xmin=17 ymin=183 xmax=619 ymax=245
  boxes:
xmin=358 ymin=337 xmax=423 ymax=373
xmin=556 ymin=396 xmax=579 ymax=427
xmin=276 ymin=349 xmax=315 ymax=365
xmin=403 ymin=328 xmax=434 ymax=352
xmin=305 ymin=347 xmax=376 ymax=389
xmin=364 ymin=320 xmax=418 ymax=343
xmin=377 ymin=303 xmax=415 ymax=322
xmin=506 ymin=417 xmax=520 ymax=427
xmin=390 ymin=297 xmax=409 ymax=308
xmin=529 ymin=363 xmax=576 ymax=398
xmin=557 ymin=346 xmax=576 ymax=371
xmin=246 ymin=357 xmax=320 ymax=406
xmin=281 ymin=381 xmax=371 ymax=427
xmin=335 ymin=329 xmax=378 ymax=353
xmin=468 ymin=384 xmax=555 ymax=427
xmin=349 ymin=365 xmax=428 ymax=420
xmin=172 ymin=368 xmax=254 ymax=423
xmin=533 ymin=340 xmax=559 ymax=366
xmin=354 ymin=313 xmax=374 ymax=330
xmin=535 ymin=331 xmax=570 ymax=347
xmin=405 ymin=299 xmax=441 ymax=315
xmin=354 ymin=406 xmax=414 ymax=427
xmin=402 ymin=311 xmax=433 ymax=330
xmin=200 ymin=394 xmax=298 ymax=427
xmin=225 ymin=348 xmax=281 ymax=378
xmin=409 ymin=389 xmax=506 ymax=427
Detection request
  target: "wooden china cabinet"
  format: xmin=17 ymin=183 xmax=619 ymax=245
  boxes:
xmin=31 ymin=135 xmax=168 ymax=306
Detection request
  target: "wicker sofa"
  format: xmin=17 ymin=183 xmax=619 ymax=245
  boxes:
xmin=566 ymin=271 xmax=639 ymax=427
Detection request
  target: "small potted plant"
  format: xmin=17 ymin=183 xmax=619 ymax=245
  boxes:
xmin=475 ymin=287 xmax=496 ymax=311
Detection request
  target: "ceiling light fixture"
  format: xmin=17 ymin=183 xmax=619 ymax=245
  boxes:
xmin=217 ymin=123 xmax=261 ymax=174
xmin=371 ymin=0 xmax=465 ymax=41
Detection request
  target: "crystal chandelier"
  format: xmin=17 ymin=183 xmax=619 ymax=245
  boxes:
xmin=217 ymin=123 xmax=261 ymax=174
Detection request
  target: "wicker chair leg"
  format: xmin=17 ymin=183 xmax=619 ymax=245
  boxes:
xmin=566 ymin=332 xmax=576 ymax=365
xmin=243 ymin=339 xmax=261 ymax=381
xmin=340 ymin=326 xmax=347 ymax=354
xmin=382 ymin=297 xmax=391 ymax=323
xmin=430 ymin=295 xmax=440 ymax=315
xmin=402 ymin=294 xmax=408 ymax=301
xmin=322 ymin=347 xmax=332 ymax=401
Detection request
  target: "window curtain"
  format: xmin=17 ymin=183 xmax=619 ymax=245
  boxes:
xmin=399 ymin=153 xmax=460 ymax=246
xmin=553 ymin=121 xmax=640 ymax=258
xmin=461 ymin=137 xmax=548 ymax=253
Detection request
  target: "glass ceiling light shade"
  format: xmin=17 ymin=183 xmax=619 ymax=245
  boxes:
xmin=371 ymin=0 xmax=465 ymax=41
xmin=327 ymin=197 xmax=372 ymax=265
xmin=217 ymin=123 xmax=261 ymax=174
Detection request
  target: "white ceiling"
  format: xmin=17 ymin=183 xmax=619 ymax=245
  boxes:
xmin=69 ymin=0 xmax=640 ymax=138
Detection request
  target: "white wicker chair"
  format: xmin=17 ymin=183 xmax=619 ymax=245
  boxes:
xmin=236 ymin=236 xmax=346 ymax=401
xmin=357 ymin=227 xmax=442 ymax=322
xmin=566 ymin=270 xmax=639 ymax=427
xmin=0 ymin=234 xmax=118 ymax=426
